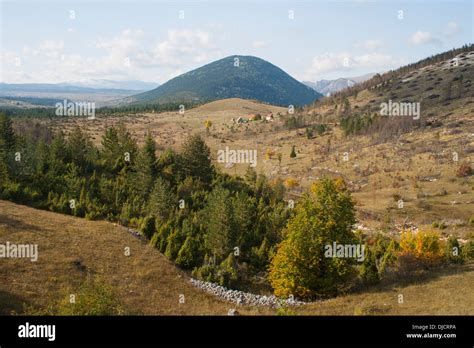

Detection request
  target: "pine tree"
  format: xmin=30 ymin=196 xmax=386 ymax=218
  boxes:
xmin=148 ymin=177 xmax=175 ymax=220
xmin=180 ymin=134 xmax=214 ymax=186
xmin=290 ymin=145 xmax=296 ymax=158
xmin=204 ymin=186 xmax=236 ymax=260
xmin=50 ymin=131 xmax=69 ymax=165
xmin=342 ymin=97 xmax=351 ymax=117
xmin=0 ymin=137 xmax=8 ymax=186
xmin=101 ymin=124 xmax=137 ymax=173
xmin=134 ymin=133 xmax=158 ymax=197
xmin=0 ymin=113 xmax=15 ymax=151
xmin=231 ymin=191 xmax=255 ymax=251
xmin=116 ymin=124 xmax=138 ymax=168
xmin=0 ymin=113 xmax=15 ymax=183
xmin=164 ymin=228 xmax=186 ymax=260
xmin=67 ymin=127 xmax=97 ymax=174
xmin=176 ymin=235 xmax=202 ymax=269
xmin=142 ymin=132 xmax=158 ymax=176
xmin=217 ymin=253 xmax=238 ymax=287
xmin=157 ymin=148 xmax=183 ymax=186
xmin=140 ymin=215 xmax=156 ymax=239
xmin=101 ymin=126 xmax=120 ymax=171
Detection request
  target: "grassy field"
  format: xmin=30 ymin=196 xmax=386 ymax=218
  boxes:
xmin=1 ymin=199 xmax=473 ymax=315
xmin=38 ymin=93 xmax=474 ymax=239
xmin=4 ymin=52 xmax=474 ymax=316
xmin=0 ymin=200 xmax=269 ymax=315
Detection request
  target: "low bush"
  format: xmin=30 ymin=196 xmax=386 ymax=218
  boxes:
xmin=398 ymin=230 xmax=444 ymax=271
xmin=140 ymin=215 xmax=156 ymax=239
xmin=456 ymin=163 xmax=472 ymax=177
xmin=462 ymin=241 xmax=474 ymax=260
xmin=360 ymin=244 xmax=380 ymax=285
xmin=445 ymin=235 xmax=464 ymax=264
xmin=25 ymin=276 xmax=125 ymax=315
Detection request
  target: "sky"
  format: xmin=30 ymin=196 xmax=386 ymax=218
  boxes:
xmin=0 ymin=0 xmax=472 ymax=85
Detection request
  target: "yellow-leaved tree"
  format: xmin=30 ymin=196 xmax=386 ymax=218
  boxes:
xmin=268 ymin=178 xmax=357 ymax=299
xmin=399 ymin=229 xmax=444 ymax=266
xmin=204 ymin=120 xmax=212 ymax=133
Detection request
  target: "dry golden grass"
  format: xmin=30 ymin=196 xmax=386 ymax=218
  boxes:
xmin=1 ymin=199 xmax=473 ymax=315
xmin=0 ymin=200 xmax=271 ymax=315
xmin=296 ymin=263 xmax=474 ymax=315
xmin=40 ymin=92 xmax=474 ymax=236
xmin=5 ymin=54 xmax=474 ymax=315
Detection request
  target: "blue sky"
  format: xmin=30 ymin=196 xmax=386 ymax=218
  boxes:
xmin=1 ymin=0 xmax=472 ymax=85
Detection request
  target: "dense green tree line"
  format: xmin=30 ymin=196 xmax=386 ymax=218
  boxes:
xmin=2 ymin=113 xmax=470 ymax=298
xmin=340 ymin=114 xmax=375 ymax=136
xmin=0 ymin=113 xmax=290 ymax=289
xmin=0 ymin=101 xmax=199 ymax=119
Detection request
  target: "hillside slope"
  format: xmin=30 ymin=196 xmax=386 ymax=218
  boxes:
xmin=1 ymin=200 xmax=473 ymax=315
xmin=308 ymin=48 xmax=474 ymax=119
xmin=131 ymin=55 xmax=321 ymax=106
xmin=0 ymin=200 xmax=268 ymax=315
xmin=188 ymin=97 xmax=287 ymax=115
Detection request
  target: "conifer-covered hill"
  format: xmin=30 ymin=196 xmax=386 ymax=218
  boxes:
xmin=130 ymin=55 xmax=322 ymax=106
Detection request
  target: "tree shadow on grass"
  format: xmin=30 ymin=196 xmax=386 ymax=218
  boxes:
xmin=353 ymin=262 xmax=474 ymax=296
xmin=0 ymin=290 xmax=30 ymax=315
xmin=0 ymin=213 xmax=45 ymax=233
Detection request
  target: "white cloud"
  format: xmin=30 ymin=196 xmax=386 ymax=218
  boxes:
xmin=353 ymin=53 xmax=397 ymax=66
xmin=443 ymin=22 xmax=461 ymax=37
xmin=305 ymin=52 xmax=403 ymax=79
xmin=252 ymin=40 xmax=266 ymax=48
xmin=36 ymin=40 xmax=64 ymax=58
xmin=96 ymin=29 xmax=143 ymax=55
xmin=0 ymin=51 xmax=20 ymax=82
xmin=38 ymin=40 xmax=64 ymax=51
xmin=1 ymin=28 xmax=223 ymax=84
xmin=409 ymin=31 xmax=441 ymax=45
xmin=355 ymin=39 xmax=383 ymax=50
xmin=152 ymin=29 xmax=218 ymax=67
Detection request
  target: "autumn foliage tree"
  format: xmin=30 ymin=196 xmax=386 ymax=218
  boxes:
xmin=204 ymin=120 xmax=212 ymax=133
xmin=268 ymin=178 xmax=357 ymax=299
xmin=398 ymin=229 xmax=444 ymax=269
xmin=284 ymin=177 xmax=299 ymax=190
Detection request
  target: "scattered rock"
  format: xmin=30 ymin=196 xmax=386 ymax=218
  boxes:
xmin=189 ymin=278 xmax=306 ymax=308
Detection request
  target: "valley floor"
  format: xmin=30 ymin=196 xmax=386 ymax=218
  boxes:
xmin=42 ymin=97 xmax=474 ymax=240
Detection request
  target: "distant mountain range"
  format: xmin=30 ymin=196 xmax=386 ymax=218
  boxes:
xmin=303 ymin=73 xmax=375 ymax=96
xmin=0 ymin=80 xmax=158 ymax=95
xmin=0 ymin=81 xmax=159 ymax=106
xmin=131 ymin=55 xmax=322 ymax=106
xmin=61 ymin=79 xmax=158 ymax=91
